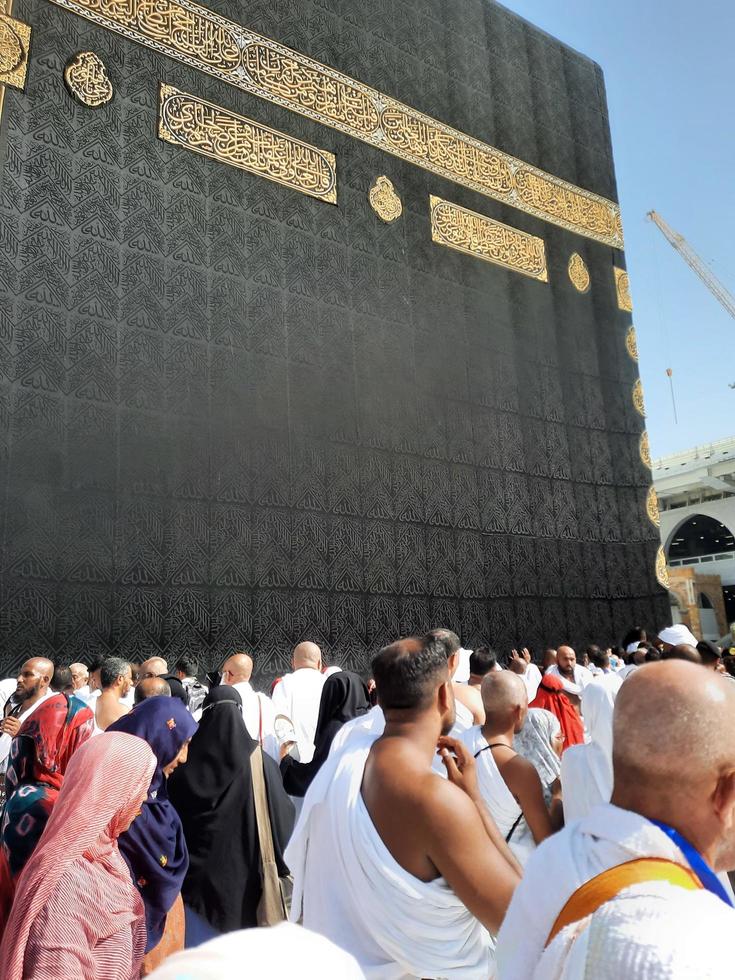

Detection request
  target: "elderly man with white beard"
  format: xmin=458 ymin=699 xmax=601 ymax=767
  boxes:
xmin=497 ymin=660 xmax=735 ymax=979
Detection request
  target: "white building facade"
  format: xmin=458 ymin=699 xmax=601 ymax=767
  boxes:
xmin=653 ymin=435 xmax=735 ymax=633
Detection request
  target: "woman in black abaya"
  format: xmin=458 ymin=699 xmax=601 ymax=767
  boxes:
xmin=280 ymin=670 xmax=370 ymax=798
xmin=167 ymin=686 xmax=294 ymax=946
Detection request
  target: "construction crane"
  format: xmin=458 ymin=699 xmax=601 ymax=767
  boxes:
xmin=647 ymin=210 xmax=735 ymax=319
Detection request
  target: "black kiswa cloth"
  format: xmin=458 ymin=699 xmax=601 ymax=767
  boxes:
xmin=280 ymin=670 xmax=370 ymax=798
xmin=167 ymin=685 xmax=294 ymax=933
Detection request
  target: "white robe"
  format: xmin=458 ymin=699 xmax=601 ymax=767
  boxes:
xmin=544 ymin=664 xmax=593 ymax=698
xmin=521 ymin=664 xmax=542 ymax=702
xmin=459 ymin=727 xmax=534 ymax=866
xmin=561 ymin=681 xmax=616 ymax=823
xmin=231 ymin=681 xmax=279 ymax=761
xmin=271 ymin=669 xmax=325 ymax=763
xmin=496 ymin=803 xmax=735 ymax=979
xmin=285 ymin=725 xmax=494 ymax=979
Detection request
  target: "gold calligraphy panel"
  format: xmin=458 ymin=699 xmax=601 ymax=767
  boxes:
xmin=47 ymin=0 xmax=623 ymax=248
xmin=429 ymin=196 xmax=548 ymax=282
xmin=655 ymin=546 xmax=670 ymax=590
xmin=157 ymin=85 xmax=337 ymax=204
xmin=615 ymin=266 xmax=633 ymax=311
xmin=0 ymin=10 xmax=31 ymax=90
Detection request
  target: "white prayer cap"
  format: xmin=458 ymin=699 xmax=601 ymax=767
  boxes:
xmin=625 ymin=642 xmax=640 ymax=654
xmin=146 ymin=923 xmax=365 ymax=979
xmin=657 ymin=624 xmax=698 ymax=647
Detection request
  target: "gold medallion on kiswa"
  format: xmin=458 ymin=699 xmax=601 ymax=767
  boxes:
xmin=429 ymin=196 xmax=547 ymax=282
xmin=632 ymin=378 xmax=645 ymax=417
xmin=47 ymin=0 xmax=623 ymax=248
xmin=625 ymin=325 xmax=638 ymax=362
xmin=158 ymin=85 xmax=337 ymax=204
xmin=568 ymin=252 xmax=590 ymax=293
xmin=655 ymin=546 xmax=670 ymax=590
xmin=639 ymin=431 xmax=652 ymax=470
xmin=646 ymin=486 xmax=660 ymax=528
xmin=615 ymin=266 xmax=633 ymax=312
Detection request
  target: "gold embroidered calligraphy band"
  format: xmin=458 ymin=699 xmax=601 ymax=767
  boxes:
xmin=47 ymin=0 xmax=623 ymax=248
xmin=158 ymin=85 xmax=337 ymax=203
xmin=429 ymin=195 xmax=548 ymax=282
xmin=0 ymin=10 xmax=31 ymax=91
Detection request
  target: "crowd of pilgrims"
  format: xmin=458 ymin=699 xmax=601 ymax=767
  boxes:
xmin=0 ymin=622 xmax=734 ymax=978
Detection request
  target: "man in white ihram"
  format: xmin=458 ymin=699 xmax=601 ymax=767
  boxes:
xmin=271 ymin=642 xmax=325 ymax=763
xmin=286 ymin=637 xmax=520 ymax=979
xmin=496 ymin=660 xmax=735 ymax=979
xmin=544 ymin=645 xmax=592 ymax=699
xmin=221 ymin=652 xmax=278 ymax=760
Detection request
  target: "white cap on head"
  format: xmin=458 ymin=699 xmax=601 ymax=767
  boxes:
xmin=625 ymin=642 xmax=640 ymax=654
xmin=145 ymin=922 xmax=364 ymax=980
xmin=658 ymin=624 xmax=698 ymax=647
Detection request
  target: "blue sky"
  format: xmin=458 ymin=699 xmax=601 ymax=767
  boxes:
xmin=505 ymin=0 xmax=735 ymax=458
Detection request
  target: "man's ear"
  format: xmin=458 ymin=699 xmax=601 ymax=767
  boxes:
xmin=438 ymin=680 xmax=451 ymax=713
xmin=447 ymin=652 xmax=459 ymax=679
xmin=713 ymin=770 xmax=735 ymax=826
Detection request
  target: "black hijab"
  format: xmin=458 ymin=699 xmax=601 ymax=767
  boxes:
xmin=167 ymin=686 xmax=294 ymax=933
xmin=280 ymin=670 xmax=370 ymax=797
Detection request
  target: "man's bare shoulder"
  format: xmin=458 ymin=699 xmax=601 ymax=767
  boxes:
xmin=365 ymin=738 xmax=479 ymax=820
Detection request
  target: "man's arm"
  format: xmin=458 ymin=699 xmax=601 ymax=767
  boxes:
xmin=501 ymin=755 xmax=554 ymax=845
xmin=420 ymin=736 xmax=521 ymax=933
xmin=421 ymin=771 xmax=520 ymax=934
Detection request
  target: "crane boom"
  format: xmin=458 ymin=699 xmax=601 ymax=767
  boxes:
xmin=647 ymin=210 xmax=735 ymax=319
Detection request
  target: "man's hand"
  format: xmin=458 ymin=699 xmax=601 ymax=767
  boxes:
xmin=437 ymin=736 xmax=480 ymax=801
xmin=1 ymin=716 xmax=20 ymax=737
xmin=279 ymin=740 xmax=296 ymax=761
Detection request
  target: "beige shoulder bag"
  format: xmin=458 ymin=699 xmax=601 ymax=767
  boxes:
xmin=251 ymin=744 xmax=290 ymax=926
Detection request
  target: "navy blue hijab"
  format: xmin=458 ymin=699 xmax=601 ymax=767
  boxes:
xmin=109 ymin=696 xmax=198 ymax=951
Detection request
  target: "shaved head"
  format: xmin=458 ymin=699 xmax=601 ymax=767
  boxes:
xmin=612 ymin=661 xmax=735 ymax=870
xmin=293 ymin=642 xmax=322 ymax=670
xmin=16 ymin=658 xmax=54 ymax=703
xmin=134 ymin=676 xmax=171 ymax=703
xmin=661 ymin=644 xmax=701 ymax=664
xmin=222 ymin=653 xmax=253 ymax=685
xmin=138 ymin=657 xmax=168 ymax=680
xmin=481 ymin=671 xmax=528 ymax=734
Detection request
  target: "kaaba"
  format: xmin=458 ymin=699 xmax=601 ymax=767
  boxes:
xmin=0 ymin=0 xmax=668 ymax=680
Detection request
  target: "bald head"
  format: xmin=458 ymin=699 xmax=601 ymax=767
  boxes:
xmin=293 ymin=642 xmax=322 ymax=671
xmin=138 ymin=657 xmax=168 ymax=680
xmin=222 ymin=653 xmax=253 ymax=685
xmin=612 ymin=661 xmax=735 ymax=870
xmin=481 ymin=671 xmax=528 ymax=734
xmin=16 ymin=657 xmax=54 ymax=704
xmin=661 ymin=644 xmax=702 ymax=664
xmin=134 ymin=676 xmax=171 ymax=704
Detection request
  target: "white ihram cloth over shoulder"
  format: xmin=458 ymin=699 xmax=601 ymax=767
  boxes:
xmin=560 ymin=681 xmax=616 ymax=823
xmin=285 ymin=720 xmax=494 ymax=979
xmin=495 ymin=802 xmax=735 ymax=980
xmin=459 ymin=727 xmax=534 ymax=867
xmin=230 ymin=681 xmax=279 ymax=761
xmin=544 ymin=664 xmax=593 ymax=697
xmin=271 ymin=668 xmax=325 ymax=763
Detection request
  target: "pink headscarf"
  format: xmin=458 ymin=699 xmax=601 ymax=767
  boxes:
xmin=0 ymin=732 xmax=156 ymax=980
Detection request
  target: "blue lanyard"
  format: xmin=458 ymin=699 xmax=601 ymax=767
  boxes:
xmin=650 ymin=819 xmax=733 ymax=908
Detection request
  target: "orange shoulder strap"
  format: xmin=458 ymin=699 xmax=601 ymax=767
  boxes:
xmin=546 ymin=857 xmax=702 ymax=948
